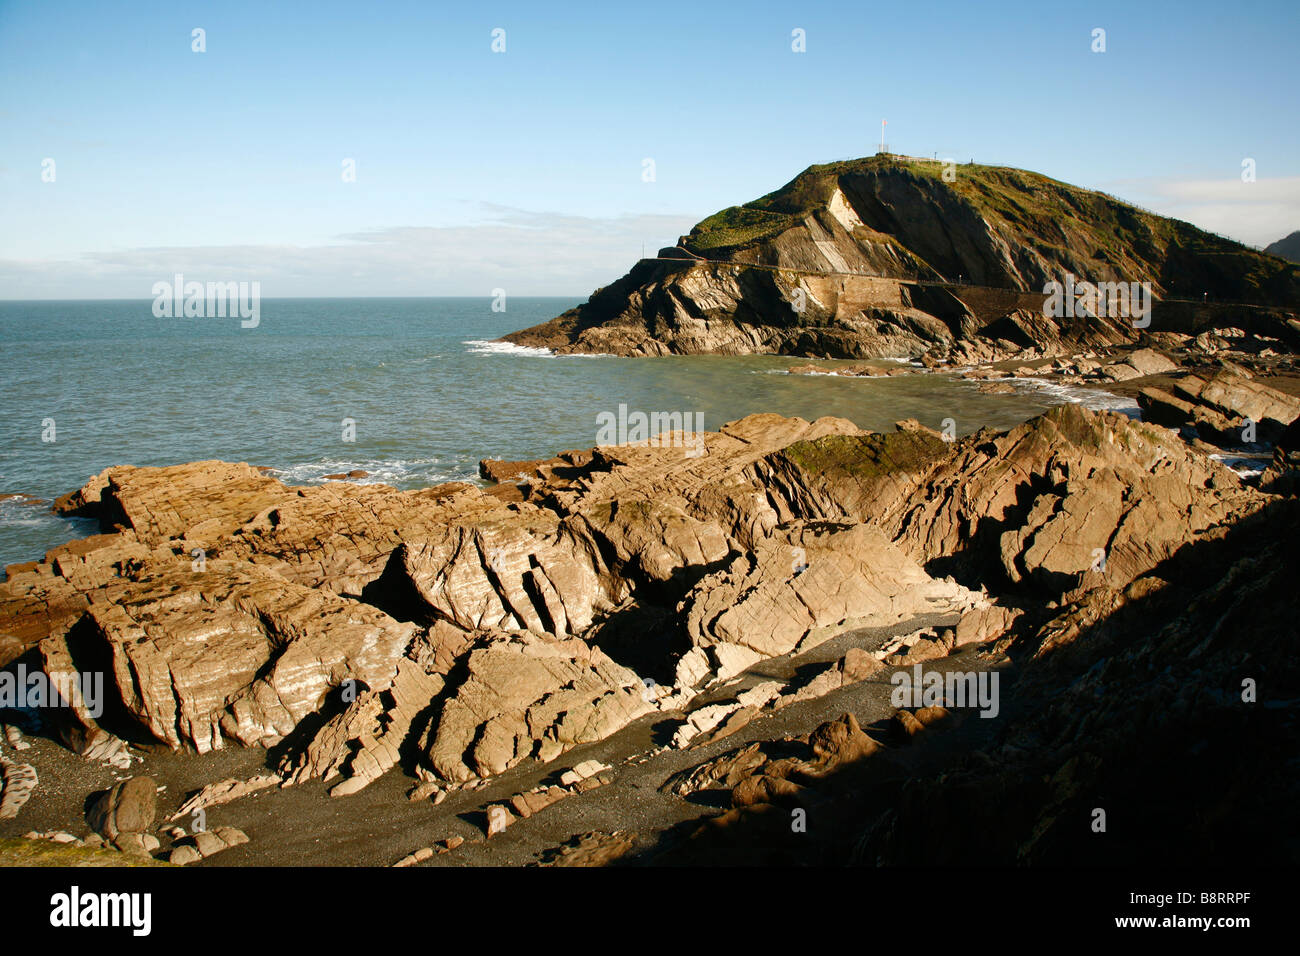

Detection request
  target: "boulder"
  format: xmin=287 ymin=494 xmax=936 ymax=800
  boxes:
xmin=486 ymin=804 xmax=514 ymax=837
xmin=168 ymin=826 xmax=248 ymax=865
xmin=1123 ymin=348 xmax=1178 ymax=376
xmin=954 ymin=603 xmax=1023 ymax=647
xmin=1100 ymin=362 xmax=1143 ymax=382
xmin=731 ymin=773 xmax=807 ymax=809
xmin=86 ymin=776 xmax=157 ymax=840
xmin=0 ymin=757 xmax=37 ymax=819
xmin=808 ymin=713 xmax=880 ymax=768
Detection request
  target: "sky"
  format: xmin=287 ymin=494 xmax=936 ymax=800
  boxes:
xmin=1 ymin=0 xmax=1297 ymax=298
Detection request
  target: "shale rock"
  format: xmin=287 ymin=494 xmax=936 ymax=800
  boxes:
xmin=38 ymin=558 xmax=414 ymax=752
xmin=426 ymin=630 xmax=652 ymax=782
xmin=681 ymin=522 xmax=978 ymax=659
xmin=1172 ymin=371 xmax=1300 ymax=443
xmin=283 ymin=658 xmax=444 ymax=793
xmin=0 ymin=756 xmax=37 ymax=819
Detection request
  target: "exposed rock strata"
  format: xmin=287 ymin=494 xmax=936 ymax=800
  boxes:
xmin=0 ymin=403 xmax=1284 ymax=817
xmin=424 ymin=630 xmax=651 ymax=783
xmin=656 ymin=497 xmax=1300 ymax=866
xmin=1138 ymin=369 xmax=1300 ymax=445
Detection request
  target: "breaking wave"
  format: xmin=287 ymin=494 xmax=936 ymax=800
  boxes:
xmin=267 ymin=457 xmax=480 ymax=489
xmin=463 ymin=339 xmax=554 ymax=357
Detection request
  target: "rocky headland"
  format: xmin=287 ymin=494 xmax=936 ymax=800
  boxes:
xmin=503 ymin=155 xmax=1300 ymax=370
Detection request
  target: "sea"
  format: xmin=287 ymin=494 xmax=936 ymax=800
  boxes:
xmin=0 ymin=297 xmax=1132 ymax=568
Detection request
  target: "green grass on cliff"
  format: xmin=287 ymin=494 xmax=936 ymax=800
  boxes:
xmin=687 ymin=205 xmax=796 ymax=252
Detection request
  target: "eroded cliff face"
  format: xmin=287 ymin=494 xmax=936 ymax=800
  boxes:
xmin=503 ymin=260 xmax=979 ymax=358
xmin=504 ymin=156 xmax=1300 ymax=360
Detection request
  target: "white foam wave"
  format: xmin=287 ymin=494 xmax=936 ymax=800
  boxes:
xmin=0 ymin=497 xmax=96 ymax=535
xmin=981 ymin=376 xmax=1139 ymax=418
xmin=463 ymin=339 xmax=553 ymax=357
xmin=1209 ymin=453 xmax=1270 ymax=477
xmin=268 ymin=457 xmax=479 ymax=489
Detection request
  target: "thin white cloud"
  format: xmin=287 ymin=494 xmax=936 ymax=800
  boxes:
xmin=8 ymin=178 xmax=1291 ymax=300
xmin=1100 ymin=176 xmax=1300 ymax=249
xmin=0 ymin=205 xmax=701 ymax=299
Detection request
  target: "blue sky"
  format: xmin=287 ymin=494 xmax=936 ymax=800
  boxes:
xmin=1 ymin=0 xmax=1297 ymax=297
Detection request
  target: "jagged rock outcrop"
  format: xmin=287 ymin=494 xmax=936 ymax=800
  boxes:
xmin=680 ymin=522 xmax=977 ymax=658
xmin=1 ymin=403 xmax=1280 ymax=811
xmin=0 ymin=465 xmax=507 ymax=669
xmin=1138 ymin=369 xmax=1300 ymax=446
xmin=853 ymin=498 xmax=1300 ymax=865
xmin=650 ymin=487 xmax=1298 ymax=866
xmin=752 ymin=404 xmax=1265 ymax=595
xmin=281 ymin=658 xmax=444 ymax=794
xmin=391 ymin=518 xmax=615 ymax=635
xmin=38 ymin=557 xmax=415 ymax=753
xmin=170 ymin=775 xmax=279 ymax=821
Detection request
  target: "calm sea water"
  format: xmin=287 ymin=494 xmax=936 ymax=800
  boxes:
xmin=0 ymin=297 xmax=1127 ymax=567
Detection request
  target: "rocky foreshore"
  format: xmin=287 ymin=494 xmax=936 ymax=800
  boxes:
xmin=2 ymin=387 xmax=1297 ymax=865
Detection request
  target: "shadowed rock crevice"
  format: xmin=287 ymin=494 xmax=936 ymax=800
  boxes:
xmin=51 ymin=620 xmax=160 ymax=750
